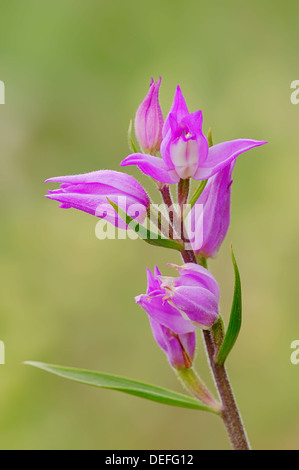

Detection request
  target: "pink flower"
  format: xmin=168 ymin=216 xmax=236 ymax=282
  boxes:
xmin=122 ymin=84 xmax=267 ymax=183
xmin=136 ymin=264 xmax=220 ymax=334
xmin=45 ymin=170 xmax=150 ymax=228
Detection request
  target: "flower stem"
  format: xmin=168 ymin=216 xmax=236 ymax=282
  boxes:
xmin=202 ymin=329 xmax=250 ymax=450
xmin=178 ymin=178 xmax=190 ymax=209
xmin=159 ymin=184 xmax=175 ymax=239
xmin=181 ymin=249 xmax=250 ymax=450
xmin=181 ymin=249 xmax=197 ymax=264
xmin=176 ymin=367 xmax=221 ymax=413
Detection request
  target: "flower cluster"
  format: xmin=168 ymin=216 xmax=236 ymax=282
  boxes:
xmin=45 ymin=77 xmax=266 ymax=370
xmin=122 ymin=80 xmax=265 ymax=184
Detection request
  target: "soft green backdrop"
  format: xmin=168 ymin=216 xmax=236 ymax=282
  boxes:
xmin=0 ymin=0 xmax=298 ymax=450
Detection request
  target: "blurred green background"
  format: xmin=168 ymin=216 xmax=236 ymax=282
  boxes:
xmin=0 ymin=0 xmax=298 ymax=450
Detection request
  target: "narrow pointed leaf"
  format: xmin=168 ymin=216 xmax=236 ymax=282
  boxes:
xmin=216 ymin=247 xmax=242 ymax=365
xmin=188 ymin=179 xmax=208 ymax=210
xmin=24 ymin=362 xmax=219 ymax=414
xmin=107 ymin=198 xmax=183 ymax=252
xmin=207 ymin=127 xmax=213 ymax=148
xmin=128 ymin=119 xmax=139 ymax=153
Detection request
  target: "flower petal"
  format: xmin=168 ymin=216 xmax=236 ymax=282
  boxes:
xmin=148 ymin=318 xmax=195 ymax=369
xmin=146 ymin=267 xmax=162 ymax=295
xmin=193 ymin=139 xmax=267 ymax=180
xmin=46 ymin=192 xmax=147 ymax=227
xmin=163 ymin=86 xmax=189 ymax=138
xmin=170 ymin=286 xmax=219 ymax=329
xmin=121 ymin=153 xmax=179 ymax=183
xmin=169 ymin=263 xmax=220 ymax=302
xmin=45 ymin=170 xmax=149 ymax=207
xmin=136 ymin=293 xmax=197 ymax=334
xmin=181 ymin=110 xmax=203 ymax=138
xmin=190 ymin=163 xmax=234 ymax=257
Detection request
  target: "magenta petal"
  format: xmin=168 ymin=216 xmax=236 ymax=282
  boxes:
xmin=193 ymin=139 xmax=267 ymax=180
xmin=45 ymin=170 xmax=149 ymax=207
xmin=163 ymin=86 xmax=189 ymax=138
xmin=46 ymin=193 xmax=147 ymax=227
xmin=154 ymin=265 xmax=162 ymax=278
xmin=45 ymin=169 xmax=150 ymax=225
xmin=179 ymin=332 xmax=196 ymax=366
xmin=46 ymin=192 xmax=101 ymax=217
xmin=190 ymin=163 xmax=234 ymax=257
xmin=121 ymin=153 xmax=179 ymax=183
xmin=45 ymin=169 xmax=134 ymax=185
xmin=173 ymin=263 xmax=220 ymax=302
xmin=171 ymin=286 xmax=219 ymax=329
xmin=146 ymin=267 xmax=162 ymax=295
xmin=136 ymin=293 xmax=197 ymax=334
xmin=149 ymin=318 xmax=195 ymax=369
xmin=181 ymin=110 xmax=203 ymax=137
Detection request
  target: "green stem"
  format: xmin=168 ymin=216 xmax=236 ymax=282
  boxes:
xmin=176 ymin=367 xmax=221 ymax=413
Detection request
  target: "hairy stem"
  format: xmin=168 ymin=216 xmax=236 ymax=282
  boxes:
xmin=159 ymin=184 xmax=175 ymax=239
xmin=181 ymin=249 xmax=197 ymax=264
xmin=180 ymin=249 xmax=250 ymax=450
xmin=203 ymin=330 xmax=250 ymax=450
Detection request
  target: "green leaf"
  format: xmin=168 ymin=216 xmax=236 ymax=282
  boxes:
xmin=188 ymin=179 xmax=208 ymax=210
xmin=24 ymin=362 xmax=219 ymax=414
xmin=128 ymin=119 xmax=139 ymax=153
xmin=107 ymin=198 xmax=183 ymax=252
xmin=207 ymin=127 xmax=213 ymax=147
xmin=216 ymin=247 xmax=242 ymax=365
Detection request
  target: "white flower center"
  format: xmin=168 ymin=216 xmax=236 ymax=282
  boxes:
xmin=170 ymin=137 xmax=199 ymax=179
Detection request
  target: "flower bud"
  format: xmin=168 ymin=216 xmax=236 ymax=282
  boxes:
xmin=45 ymin=170 xmax=150 ymax=228
xmin=134 ymin=77 xmax=164 ymax=154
